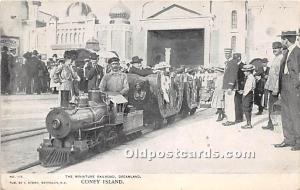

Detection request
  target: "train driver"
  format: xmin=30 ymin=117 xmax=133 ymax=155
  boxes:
xmin=99 ymin=57 xmax=129 ymax=96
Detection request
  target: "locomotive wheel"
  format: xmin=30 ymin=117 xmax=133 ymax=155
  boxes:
xmin=189 ymin=107 xmax=197 ymax=115
xmin=126 ymin=134 xmax=133 ymax=141
xmin=106 ymin=130 xmax=118 ymax=148
xmin=180 ymin=107 xmax=189 ymax=118
xmin=136 ymin=131 xmax=143 ymax=137
xmin=167 ymin=115 xmax=176 ymax=124
xmin=95 ymin=132 xmax=106 ymax=153
xmin=154 ymin=118 xmax=164 ymax=129
xmin=132 ymin=131 xmax=142 ymax=139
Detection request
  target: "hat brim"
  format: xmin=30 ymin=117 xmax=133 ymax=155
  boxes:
xmin=214 ymin=69 xmax=224 ymax=72
xmin=154 ymin=65 xmax=170 ymax=70
xmin=242 ymin=68 xmax=254 ymax=71
xmin=130 ymin=59 xmax=143 ymax=64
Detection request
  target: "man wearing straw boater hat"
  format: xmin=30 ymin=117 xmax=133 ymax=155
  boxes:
xmin=222 ymin=48 xmax=239 ymax=126
xmin=274 ymin=31 xmax=300 ymax=151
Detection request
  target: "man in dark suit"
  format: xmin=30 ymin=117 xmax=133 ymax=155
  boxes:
xmin=31 ymin=50 xmax=42 ymax=94
xmin=274 ymin=31 xmax=300 ymax=151
xmin=233 ymin=53 xmax=245 ymax=123
xmin=24 ymin=51 xmax=35 ymax=94
xmin=222 ymin=48 xmax=239 ymax=126
xmin=86 ymin=53 xmax=104 ymax=91
xmin=1 ymin=46 xmax=10 ymax=95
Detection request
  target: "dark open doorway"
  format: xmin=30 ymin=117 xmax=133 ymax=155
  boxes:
xmin=147 ymin=29 xmax=205 ymax=68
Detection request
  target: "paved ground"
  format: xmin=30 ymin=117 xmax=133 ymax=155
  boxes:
xmin=0 ymin=94 xmax=58 ymax=134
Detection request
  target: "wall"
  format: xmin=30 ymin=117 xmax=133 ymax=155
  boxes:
xmin=147 ymin=29 xmax=204 ymax=67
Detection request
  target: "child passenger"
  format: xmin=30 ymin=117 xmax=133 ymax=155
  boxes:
xmin=241 ymin=64 xmax=256 ymax=129
xmin=211 ymin=67 xmax=225 ymax=121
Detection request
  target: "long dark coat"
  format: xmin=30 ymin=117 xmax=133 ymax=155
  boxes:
xmin=222 ymin=58 xmax=239 ymax=90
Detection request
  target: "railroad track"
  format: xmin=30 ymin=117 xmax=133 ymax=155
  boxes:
xmin=1 ymin=127 xmax=48 ymax=143
xmin=7 ymin=161 xmax=64 ymax=173
xmin=6 ymin=108 xmax=211 ymax=173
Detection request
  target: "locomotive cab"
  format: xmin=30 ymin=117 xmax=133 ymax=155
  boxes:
xmin=102 ymin=92 xmax=128 ymax=125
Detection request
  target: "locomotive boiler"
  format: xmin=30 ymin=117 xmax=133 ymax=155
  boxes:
xmin=38 ymin=91 xmax=143 ymax=167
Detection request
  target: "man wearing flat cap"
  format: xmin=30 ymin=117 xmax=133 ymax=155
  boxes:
xmin=99 ymin=57 xmax=129 ymax=96
xmin=274 ymin=31 xmax=300 ymax=151
xmin=262 ymin=42 xmax=283 ymax=130
xmin=222 ymin=48 xmax=239 ymax=126
xmin=128 ymin=56 xmax=154 ymax=77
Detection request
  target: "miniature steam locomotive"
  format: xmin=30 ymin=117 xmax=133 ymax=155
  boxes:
xmin=38 ymin=72 xmax=201 ymax=167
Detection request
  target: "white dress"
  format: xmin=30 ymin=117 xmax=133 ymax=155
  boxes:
xmin=211 ymin=74 xmax=225 ymax=108
xmin=49 ymin=66 xmax=58 ymax=89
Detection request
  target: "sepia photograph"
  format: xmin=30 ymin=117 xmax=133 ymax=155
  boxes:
xmin=0 ymin=0 xmax=300 ymax=189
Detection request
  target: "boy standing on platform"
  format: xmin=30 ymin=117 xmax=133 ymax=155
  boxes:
xmin=241 ymin=64 xmax=256 ymax=129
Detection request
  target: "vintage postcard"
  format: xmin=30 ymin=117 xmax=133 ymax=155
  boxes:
xmin=1 ymin=0 xmax=300 ymax=189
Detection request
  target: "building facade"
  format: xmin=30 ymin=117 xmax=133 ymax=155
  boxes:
xmin=1 ymin=0 xmax=299 ymax=66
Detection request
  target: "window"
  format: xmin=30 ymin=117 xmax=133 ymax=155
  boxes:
xmin=74 ymin=33 xmax=77 ymax=44
xmin=56 ymin=34 xmax=59 ymax=44
xmin=78 ymin=33 xmax=81 ymax=44
xmin=231 ymin=10 xmax=237 ymax=29
xmin=60 ymin=33 xmax=64 ymax=44
xmin=70 ymin=33 xmax=73 ymax=44
xmin=65 ymin=33 xmax=68 ymax=44
xmin=231 ymin=36 xmax=237 ymax=51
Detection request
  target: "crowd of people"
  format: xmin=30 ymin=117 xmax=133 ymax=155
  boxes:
xmin=210 ymin=30 xmax=300 ymax=151
xmin=1 ymin=48 xmax=51 ymax=95
xmin=37 ymin=50 xmax=172 ymax=107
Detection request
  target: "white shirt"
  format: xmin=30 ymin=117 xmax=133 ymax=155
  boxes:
xmin=284 ymin=44 xmax=297 ymax=74
xmin=265 ymin=54 xmax=283 ymax=93
xmin=243 ymin=74 xmax=256 ymax=96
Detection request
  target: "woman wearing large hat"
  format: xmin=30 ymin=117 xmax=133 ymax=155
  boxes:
xmin=211 ymin=67 xmax=225 ymax=121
